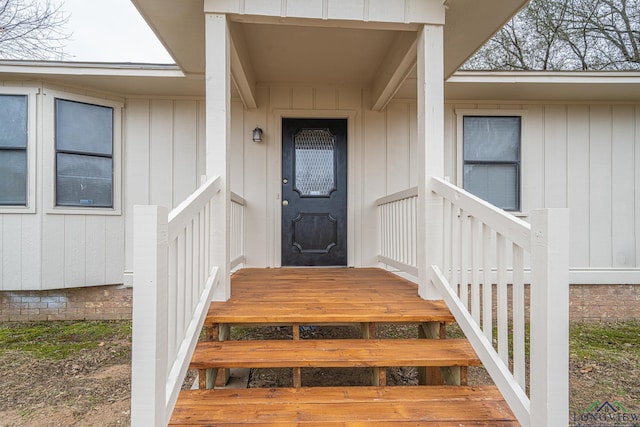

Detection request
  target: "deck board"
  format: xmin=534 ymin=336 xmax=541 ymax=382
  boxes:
xmin=207 ymin=268 xmax=454 ymax=324
xmin=169 ymin=386 xmax=518 ymax=425
xmin=191 ymin=338 xmax=481 ymax=369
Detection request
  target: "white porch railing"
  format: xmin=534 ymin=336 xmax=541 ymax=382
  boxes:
xmin=376 ymin=178 xmax=569 ymax=427
xmin=376 ymin=187 xmax=418 ymax=276
xmin=131 ymin=175 xmax=233 ymax=426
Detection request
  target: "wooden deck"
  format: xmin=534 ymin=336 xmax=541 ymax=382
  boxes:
xmin=206 ymin=268 xmax=454 ymax=325
xmin=170 ymin=268 xmax=518 ymax=426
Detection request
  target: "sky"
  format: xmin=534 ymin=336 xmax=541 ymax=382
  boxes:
xmin=51 ymin=0 xmax=174 ymax=63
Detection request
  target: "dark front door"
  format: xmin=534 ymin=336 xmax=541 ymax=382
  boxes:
xmin=281 ymin=118 xmax=347 ymax=266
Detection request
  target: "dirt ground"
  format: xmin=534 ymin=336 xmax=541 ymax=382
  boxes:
xmin=0 ymin=322 xmax=637 ymax=426
xmin=0 ymin=342 xmax=131 ymax=426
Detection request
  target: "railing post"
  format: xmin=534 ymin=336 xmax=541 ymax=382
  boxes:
xmin=530 ymin=209 xmax=569 ymax=427
xmin=131 ymin=205 xmax=169 ymax=427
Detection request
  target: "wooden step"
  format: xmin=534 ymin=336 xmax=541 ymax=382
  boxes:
xmin=191 ymin=339 xmax=480 ymax=369
xmin=207 ymin=268 xmax=454 ymax=325
xmin=207 ymin=301 xmax=454 ymax=325
xmin=169 ymin=386 xmax=518 ymax=425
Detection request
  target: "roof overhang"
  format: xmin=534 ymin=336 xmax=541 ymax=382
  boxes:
xmin=1 ymin=63 xmax=637 ymax=104
xmin=442 ymin=0 xmax=529 ymax=78
xmin=445 ymin=71 xmax=640 ymax=103
xmin=130 ymin=0 xmax=529 ymax=79
xmin=0 ymin=61 xmax=204 ymax=97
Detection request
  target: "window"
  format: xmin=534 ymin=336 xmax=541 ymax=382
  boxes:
xmin=55 ymin=98 xmax=114 ymax=208
xmin=462 ymin=115 xmax=521 ymax=211
xmin=0 ymin=94 xmax=28 ymax=206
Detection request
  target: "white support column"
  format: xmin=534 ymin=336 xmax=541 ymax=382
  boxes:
xmin=205 ymin=13 xmax=231 ymax=301
xmin=131 ymin=205 xmax=169 ymax=427
xmin=417 ymin=24 xmax=445 ymax=300
xmin=530 ymin=209 xmax=570 ymax=426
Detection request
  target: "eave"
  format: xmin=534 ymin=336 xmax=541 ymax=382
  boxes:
xmin=0 ymin=60 xmax=204 ymax=97
xmin=445 ymin=71 xmax=640 ymax=103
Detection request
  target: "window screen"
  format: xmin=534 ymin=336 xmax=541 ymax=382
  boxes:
xmin=0 ymin=95 xmax=28 ymax=206
xmin=463 ymin=116 xmax=521 ymax=211
xmin=55 ymin=98 xmax=114 ymax=207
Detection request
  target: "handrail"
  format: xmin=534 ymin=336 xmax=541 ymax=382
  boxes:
xmin=430 ymin=176 xmax=569 ymax=427
xmin=376 ymin=187 xmax=418 ymax=276
xmin=431 ymin=178 xmax=531 ymax=251
xmin=131 ymin=176 xmax=224 ymax=426
xmin=168 ymin=175 xmax=221 ymax=241
xmin=375 ymin=186 xmax=418 ymax=206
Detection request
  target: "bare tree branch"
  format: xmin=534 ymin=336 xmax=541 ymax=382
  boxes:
xmin=463 ymin=0 xmax=640 ymax=71
xmin=0 ymin=0 xmax=70 ymax=60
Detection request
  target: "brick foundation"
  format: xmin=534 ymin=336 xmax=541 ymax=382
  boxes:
xmin=570 ymin=284 xmax=640 ymax=322
xmin=0 ymin=283 xmax=638 ymax=323
xmin=0 ymin=285 xmax=132 ymax=322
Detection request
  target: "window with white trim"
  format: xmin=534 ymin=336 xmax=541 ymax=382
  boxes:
xmin=462 ymin=115 xmax=521 ymax=212
xmin=54 ymin=98 xmax=114 ymax=208
xmin=0 ymin=94 xmax=28 ymax=206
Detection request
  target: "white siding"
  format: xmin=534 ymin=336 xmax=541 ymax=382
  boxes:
xmin=445 ymin=102 xmax=640 ymax=275
xmin=123 ymin=98 xmax=206 ymax=283
xmin=2 ymin=78 xmax=639 ymax=289
xmin=0 ymin=81 xmax=205 ymax=290
xmin=233 ymin=85 xmax=418 ymax=268
xmin=0 ymin=82 xmax=127 ymax=290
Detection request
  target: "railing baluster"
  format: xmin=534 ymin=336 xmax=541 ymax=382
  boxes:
xmin=402 ymin=199 xmax=408 ymax=265
xmin=411 ymin=197 xmax=417 ymax=267
xmin=496 ymin=233 xmax=508 ymax=364
xmin=386 ymin=204 xmax=391 ymax=260
xmin=167 ymin=238 xmax=178 ymax=372
xmin=513 ymin=243 xmax=526 ymax=389
xmin=482 ymin=224 xmax=493 ymax=342
xmin=185 ymin=221 xmax=194 ymax=331
xmin=459 ymin=209 xmax=469 ymax=309
xmin=176 ymin=231 xmax=186 ymax=357
xmin=443 ymin=200 xmax=451 ymax=279
xmin=470 ymin=217 xmax=481 ymax=324
xmin=451 ymin=207 xmax=460 ymax=293
xmin=195 ymin=213 xmax=202 ymax=309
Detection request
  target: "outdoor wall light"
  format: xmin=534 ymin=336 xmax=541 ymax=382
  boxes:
xmin=252 ymin=126 xmax=263 ymax=143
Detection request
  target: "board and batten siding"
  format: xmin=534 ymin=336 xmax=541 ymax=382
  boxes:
xmin=445 ymin=102 xmax=640 ymax=282
xmin=236 ymin=89 xmax=640 ymax=283
xmin=231 ymin=85 xmax=419 ymax=269
xmin=122 ymin=98 xmax=207 ymax=285
xmin=0 ymin=81 xmax=125 ymax=291
xmin=3 ymin=78 xmax=639 ymax=290
xmin=0 ymin=80 xmax=207 ymax=290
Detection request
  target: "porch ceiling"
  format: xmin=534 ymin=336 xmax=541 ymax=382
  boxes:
xmin=130 ymin=0 xmax=529 ymax=81
xmin=238 ymin=23 xmax=401 ymax=85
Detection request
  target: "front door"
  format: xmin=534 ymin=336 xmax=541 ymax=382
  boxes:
xmin=281 ymin=118 xmax=347 ymax=266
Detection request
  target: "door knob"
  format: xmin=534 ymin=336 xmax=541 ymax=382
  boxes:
xmin=282 ymin=200 xmax=289 ymax=206
xmin=283 ymin=178 xmax=288 ymax=184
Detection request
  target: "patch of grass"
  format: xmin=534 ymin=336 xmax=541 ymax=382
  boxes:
xmin=570 ymin=321 xmax=640 ymax=364
xmin=0 ymin=321 xmax=132 ymax=360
